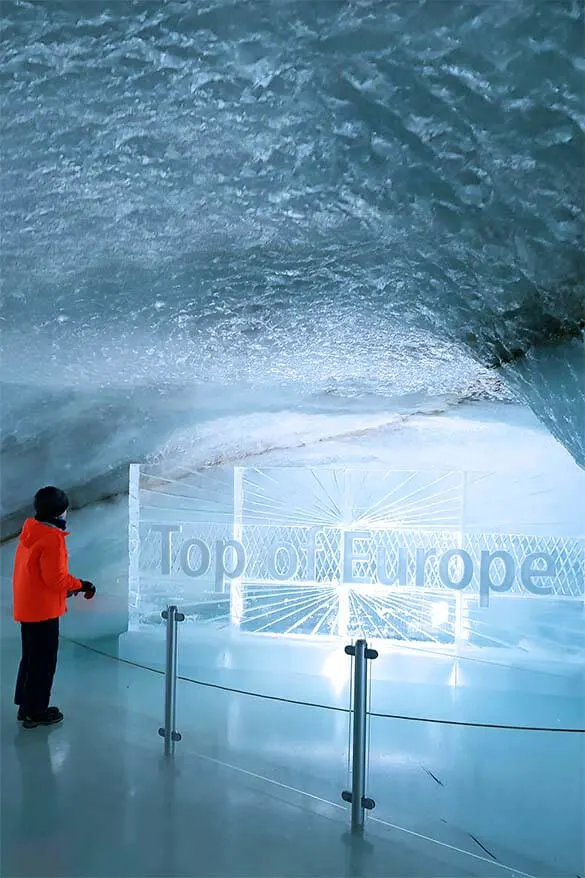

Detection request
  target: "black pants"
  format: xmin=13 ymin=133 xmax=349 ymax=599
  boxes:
xmin=14 ymin=618 xmax=59 ymax=717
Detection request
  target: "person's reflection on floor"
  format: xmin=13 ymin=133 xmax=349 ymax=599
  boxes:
xmin=13 ymin=727 xmax=66 ymax=876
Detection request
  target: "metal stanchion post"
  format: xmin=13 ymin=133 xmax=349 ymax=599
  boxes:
xmin=158 ymin=605 xmax=185 ymax=757
xmin=342 ymin=638 xmax=378 ymax=832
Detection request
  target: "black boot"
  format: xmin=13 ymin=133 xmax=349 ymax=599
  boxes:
xmin=22 ymin=708 xmax=64 ymax=729
xmin=18 ymin=705 xmax=61 ymax=722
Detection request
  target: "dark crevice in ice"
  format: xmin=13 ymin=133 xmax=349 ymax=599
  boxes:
xmin=423 ymin=768 xmax=444 ymax=787
xmin=468 ymin=834 xmax=498 ymax=861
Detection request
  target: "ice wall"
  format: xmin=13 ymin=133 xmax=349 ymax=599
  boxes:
xmin=1 ymin=8 xmax=583 ymax=872
xmin=499 ymin=336 xmax=585 ymax=469
xmin=1 ymin=1 xmax=584 ymax=515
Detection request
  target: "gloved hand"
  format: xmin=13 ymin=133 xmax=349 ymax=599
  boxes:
xmin=80 ymin=580 xmax=96 ymax=600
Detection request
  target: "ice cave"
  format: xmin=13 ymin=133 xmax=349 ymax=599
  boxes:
xmin=0 ymin=2 xmax=583 ymax=877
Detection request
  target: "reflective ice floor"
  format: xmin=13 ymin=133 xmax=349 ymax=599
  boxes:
xmin=1 ymin=636 xmax=569 ymax=878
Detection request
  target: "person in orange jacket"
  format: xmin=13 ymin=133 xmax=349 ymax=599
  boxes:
xmin=13 ymin=486 xmax=96 ymax=728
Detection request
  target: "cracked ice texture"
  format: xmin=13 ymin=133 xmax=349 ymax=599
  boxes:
xmin=1 ymin=0 xmax=584 ymax=513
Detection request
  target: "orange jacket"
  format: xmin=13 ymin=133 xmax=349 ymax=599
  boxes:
xmin=13 ymin=518 xmax=82 ymax=623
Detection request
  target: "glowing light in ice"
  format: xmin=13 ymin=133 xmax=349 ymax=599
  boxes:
xmin=322 ymin=650 xmax=351 ymax=694
xmin=431 ymin=601 xmax=450 ymax=628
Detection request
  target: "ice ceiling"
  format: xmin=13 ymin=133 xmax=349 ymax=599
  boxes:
xmin=1 ymin=0 xmax=584 ymax=525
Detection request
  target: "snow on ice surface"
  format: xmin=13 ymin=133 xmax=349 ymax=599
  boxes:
xmin=1 ymin=0 xmax=584 ymax=518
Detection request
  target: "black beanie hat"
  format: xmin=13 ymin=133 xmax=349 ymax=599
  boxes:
xmin=34 ymin=486 xmax=69 ymax=520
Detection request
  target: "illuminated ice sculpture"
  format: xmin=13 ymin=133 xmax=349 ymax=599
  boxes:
xmin=129 ymin=466 xmax=584 ymax=650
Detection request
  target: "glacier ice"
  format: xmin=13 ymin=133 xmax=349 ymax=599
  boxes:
xmin=1 ymin=7 xmax=584 ymax=875
xmin=1 ymin=0 xmax=584 ymax=516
